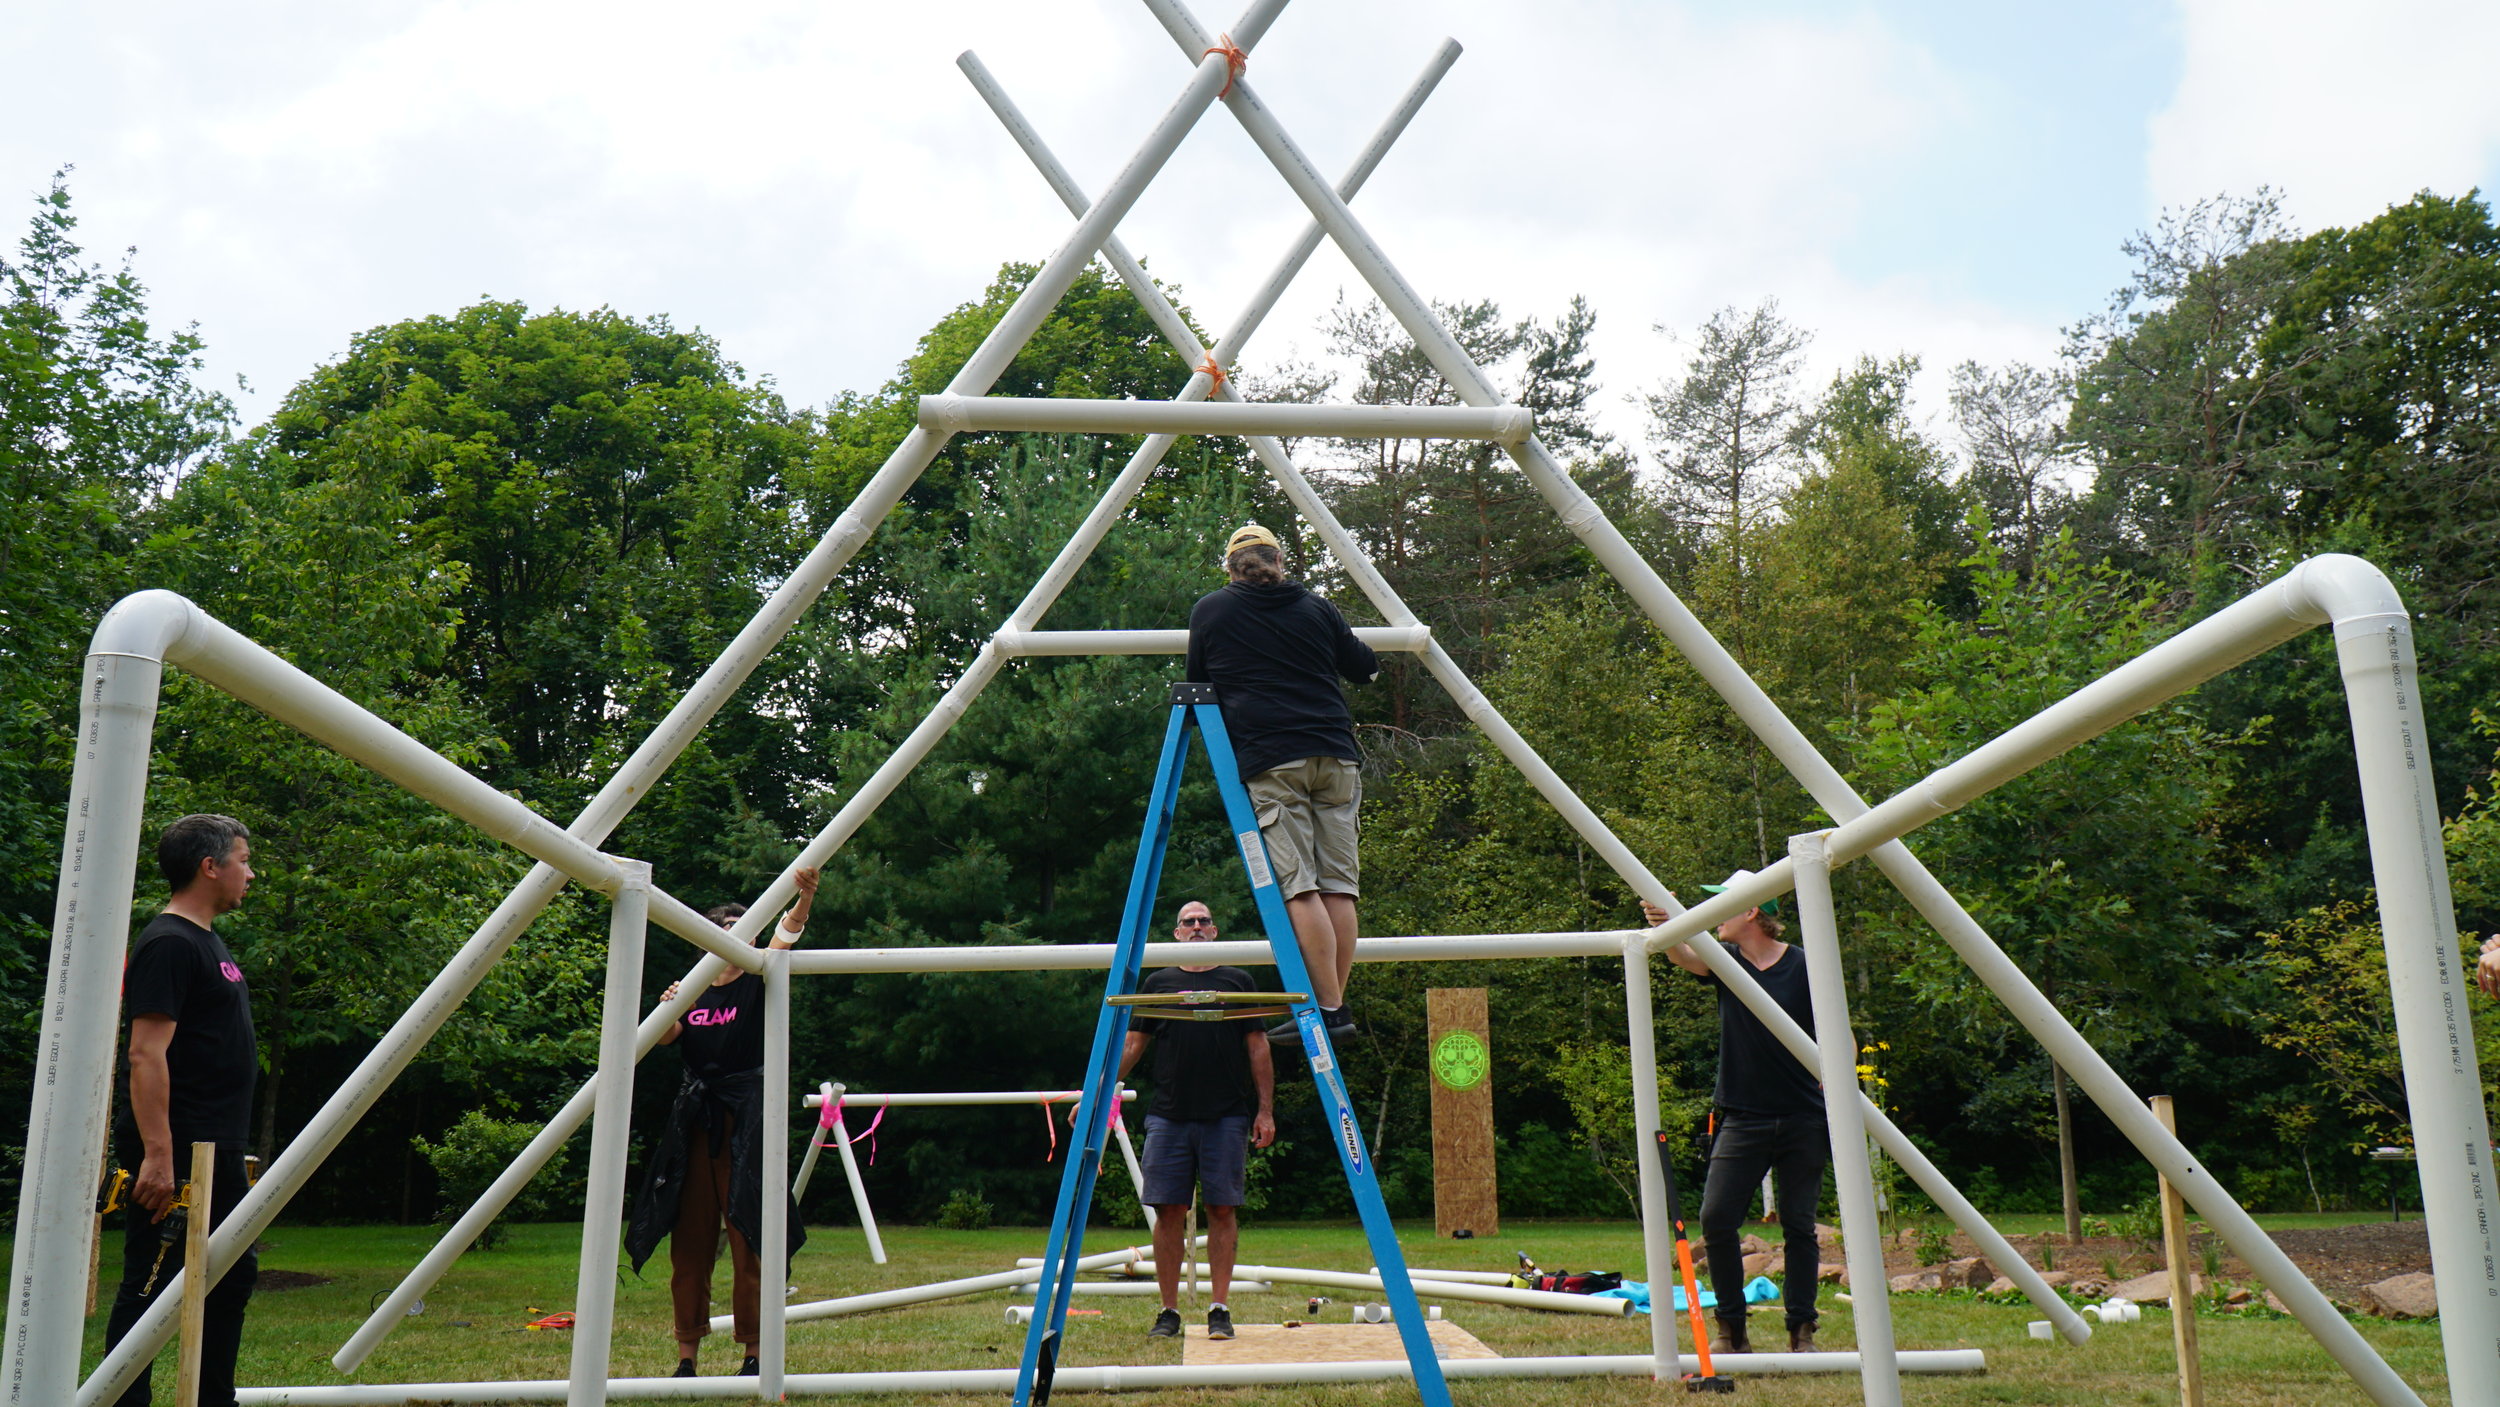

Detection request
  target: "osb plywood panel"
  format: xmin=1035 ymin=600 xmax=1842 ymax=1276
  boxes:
xmin=1182 ymin=1319 xmax=1499 ymax=1365
xmin=1426 ymin=987 xmax=1497 ymax=1238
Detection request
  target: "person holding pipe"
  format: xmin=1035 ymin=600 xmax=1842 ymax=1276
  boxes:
xmin=1644 ymin=870 xmax=1826 ymax=1355
xmin=104 ymin=813 xmax=260 ymax=1407
xmin=1185 ymin=522 xmax=1379 ymax=1045
xmin=1117 ymin=900 xmax=1277 ymax=1342
xmin=626 ymin=867 xmax=818 ymax=1378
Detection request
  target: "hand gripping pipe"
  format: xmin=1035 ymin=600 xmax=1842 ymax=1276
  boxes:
xmin=1142 ymin=1 xmax=2466 ymax=1390
xmin=322 ymin=0 xmax=1295 ymax=1372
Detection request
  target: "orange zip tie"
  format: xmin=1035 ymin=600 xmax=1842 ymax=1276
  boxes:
xmin=1204 ymin=34 xmax=1247 ymax=97
xmin=1197 ymin=354 xmax=1227 ymax=392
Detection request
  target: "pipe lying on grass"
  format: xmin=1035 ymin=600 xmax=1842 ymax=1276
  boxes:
xmin=715 ymin=1238 xmax=1205 ymax=1331
xmin=235 ymin=1350 xmax=1989 ymax=1402
xmin=1125 ymin=1261 xmax=1633 ymax=1316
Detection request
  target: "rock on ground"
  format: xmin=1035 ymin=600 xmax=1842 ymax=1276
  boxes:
xmin=2357 ymin=1272 xmax=2438 ymax=1319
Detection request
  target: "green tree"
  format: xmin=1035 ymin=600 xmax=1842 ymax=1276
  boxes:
xmin=0 ymin=174 xmax=231 ymax=1197
xmin=1849 ymin=532 xmax=2245 ymax=1236
xmin=1644 ymin=300 xmax=1811 ymax=565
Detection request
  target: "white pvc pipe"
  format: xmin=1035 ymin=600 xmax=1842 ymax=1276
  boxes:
xmin=1791 ymin=834 xmax=1900 ymax=1405
xmin=791 ymin=1082 xmax=833 ymax=1201
xmin=915 ymin=394 xmax=1531 ymax=445
xmin=232 ymin=1351 xmax=1989 ymax=1402
xmin=1066 ymin=1281 xmax=1272 ymax=1296
xmin=1125 ymin=1262 xmax=1630 ymax=1316
xmin=787 ymin=931 xmax=1630 ymax=975
xmin=1366 ymin=1267 xmax=1514 ymax=1285
xmin=723 ymin=1239 xmax=1204 ymax=1331
xmin=1110 ymin=1114 xmax=1152 ymax=1231
xmin=567 ymin=860 xmax=647 ymax=1407
xmin=825 ymin=1086 xmax=888 ymax=1265
xmin=992 ymin=626 xmax=1429 ymax=657
xmin=317 ymin=6 xmax=1291 ymax=1372
xmin=4 ymin=645 xmax=165 ymax=1407
xmin=804 ymin=1090 xmax=1137 ymax=1108
xmin=760 ymin=949 xmax=789 ymax=1400
xmin=1620 ymin=941 xmax=1679 ymax=1375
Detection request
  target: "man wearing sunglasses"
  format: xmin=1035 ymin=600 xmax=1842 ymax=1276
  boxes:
xmin=1118 ymin=901 xmax=1277 ymax=1343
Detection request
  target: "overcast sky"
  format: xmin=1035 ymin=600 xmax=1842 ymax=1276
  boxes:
xmin=11 ymin=0 xmax=2499 ymax=455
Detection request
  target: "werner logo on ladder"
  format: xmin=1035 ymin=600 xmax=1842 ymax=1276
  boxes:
xmin=1011 ymin=683 xmax=1453 ymax=1407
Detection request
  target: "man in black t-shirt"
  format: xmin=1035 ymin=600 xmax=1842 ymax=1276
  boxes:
xmin=106 ymin=814 xmax=260 ymax=1407
xmin=1645 ymin=868 xmax=1826 ymax=1356
xmin=1116 ymin=901 xmax=1276 ymax=1343
xmin=1185 ymin=523 xmax=1378 ymax=1044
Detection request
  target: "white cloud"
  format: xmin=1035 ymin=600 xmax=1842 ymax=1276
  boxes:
xmin=4 ymin=0 xmax=2068 ymax=456
xmin=2149 ymin=0 xmax=2500 ymax=228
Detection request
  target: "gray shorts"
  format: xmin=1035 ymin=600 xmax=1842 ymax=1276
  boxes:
xmin=1139 ymin=1114 xmax=1251 ymax=1207
xmin=1247 ymin=756 xmax=1360 ymax=899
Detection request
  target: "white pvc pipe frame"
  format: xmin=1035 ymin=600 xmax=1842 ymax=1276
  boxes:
xmin=1133 ymin=0 xmax=2493 ymax=1396
xmin=792 ymin=1085 xmax=1151 ymax=1260
xmin=229 ymin=1351 xmax=1991 ymax=1404
xmin=11 ymin=1 xmax=2481 ymax=1402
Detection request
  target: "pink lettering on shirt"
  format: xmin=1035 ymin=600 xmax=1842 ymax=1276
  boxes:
xmin=686 ymin=1006 xmax=740 ymax=1027
xmin=220 ymin=961 xmax=243 ymax=982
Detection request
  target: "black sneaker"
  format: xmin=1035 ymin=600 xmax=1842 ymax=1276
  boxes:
xmin=1267 ymin=1005 xmax=1357 ymax=1044
xmin=739 ymin=1354 xmax=760 ymax=1376
xmin=673 ymin=1360 xmax=697 ymax=1378
xmin=1148 ymin=1307 xmax=1182 ymax=1339
xmin=1206 ymin=1304 xmax=1234 ymax=1340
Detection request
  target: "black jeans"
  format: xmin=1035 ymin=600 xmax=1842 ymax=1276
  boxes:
xmin=1698 ymin=1111 xmax=1826 ymax=1330
xmin=102 ymin=1146 xmax=258 ymax=1407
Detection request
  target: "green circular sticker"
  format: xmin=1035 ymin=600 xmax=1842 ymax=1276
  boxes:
xmin=1432 ymin=1030 xmax=1489 ymax=1091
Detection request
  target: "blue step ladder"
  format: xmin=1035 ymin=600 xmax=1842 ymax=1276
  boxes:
xmin=1011 ymin=682 xmax=1455 ymax=1407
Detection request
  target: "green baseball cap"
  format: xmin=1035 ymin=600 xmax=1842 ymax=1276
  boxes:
xmin=1699 ymin=868 xmax=1779 ymax=915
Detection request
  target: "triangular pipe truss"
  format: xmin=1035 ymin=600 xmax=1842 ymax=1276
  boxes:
xmin=10 ymin=4 xmax=2491 ymax=1405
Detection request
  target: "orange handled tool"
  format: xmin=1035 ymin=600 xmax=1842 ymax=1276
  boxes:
xmin=1658 ymin=1130 xmax=1734 ymax=1393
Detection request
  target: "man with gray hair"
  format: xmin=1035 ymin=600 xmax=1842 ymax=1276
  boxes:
xmin=1185 ymin=523 xmax=1378 ymax=1043
xmin=104 ymin=813 xmax=260 ymax=1406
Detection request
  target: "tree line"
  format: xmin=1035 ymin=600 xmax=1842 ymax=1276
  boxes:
xmin=5 ymin=170 xmax=2497 ymax=1232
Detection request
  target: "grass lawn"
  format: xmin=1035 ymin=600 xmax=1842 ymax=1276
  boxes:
xmin=60 ymin=1218 xmax=2451 ymax=1405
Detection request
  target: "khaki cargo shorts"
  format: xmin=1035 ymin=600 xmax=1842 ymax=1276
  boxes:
xmin=1246 ymin=756 xmax=1362 ymax=899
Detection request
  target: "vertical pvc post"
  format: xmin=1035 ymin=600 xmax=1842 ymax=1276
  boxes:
xmin=2331 ymin=611 xmax=2500 ymax=1397
xmin=566 ymin=859 xmax=646 ymax=1407
xmin=1790 ymin=832 xmax=1900 ymax=1406
xmin=761 ymin=948 xmax=790 ymax=1401
xmin=1621 ymin=940 xmax=1679 ymax=1376
xmin=176 ymin=1143 xmax=213 ymax=1407
xmin=6 ymin=650 xmax=163 ymax=1407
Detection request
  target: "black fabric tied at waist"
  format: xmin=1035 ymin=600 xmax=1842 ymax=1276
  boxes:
xmin=624 ymin=1067 xmax=806 ymax=1274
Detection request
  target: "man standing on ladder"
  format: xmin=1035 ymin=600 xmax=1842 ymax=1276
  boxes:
xmin=1186 ymin=523 xmax=1378 ymax=1045
xmin=1645 ymin=870 xmax=1827 ymax=1355
xmin=1117 ymin=900 xmax=1276 ymax=1342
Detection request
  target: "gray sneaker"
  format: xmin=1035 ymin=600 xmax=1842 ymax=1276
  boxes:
xmin=1147 ymin=1307 xmax=1182 ymax=1339
xmin=1206 ymin=1304 xmax=1234 ymax=1340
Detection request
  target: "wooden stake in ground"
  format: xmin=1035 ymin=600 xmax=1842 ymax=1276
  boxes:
xmin=178 ymin=1141 xmax=214 ymax=1407
xmin=1426 ymin=989 xmax=1497 ymax=1238
xmin=2151 ymin=1096 xmax=2203 ymax=1407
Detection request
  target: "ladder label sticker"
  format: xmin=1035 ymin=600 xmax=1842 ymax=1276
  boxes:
xmin=1337 ymin=1109 xmax=1364 ymax=1172
xmin=1299 ymin=1011 xmax=1331 ymax=1070
xmin=1236 ymin=831 xmax=1274 ymax=889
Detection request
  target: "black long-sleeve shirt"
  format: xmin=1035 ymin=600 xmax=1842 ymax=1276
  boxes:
xmin=1185 ymin=580 xmax=1378 ymax=780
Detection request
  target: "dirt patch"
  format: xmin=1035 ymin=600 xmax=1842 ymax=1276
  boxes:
xmin=255 ymin=1270 xmax=333 ymax=1293
xmin=1876 ymin=1219 xmax=2432 ymax=1308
